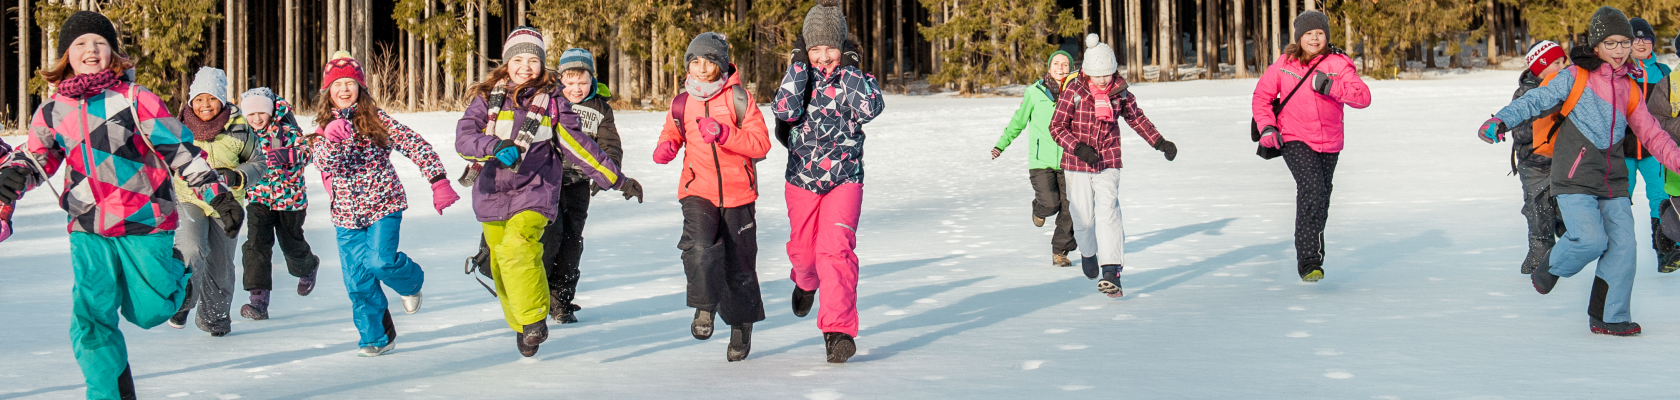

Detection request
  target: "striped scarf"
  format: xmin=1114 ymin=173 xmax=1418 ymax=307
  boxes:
xmin=482 ymin=81 xmax=555 ymax=148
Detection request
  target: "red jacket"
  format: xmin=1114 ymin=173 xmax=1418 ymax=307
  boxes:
xmin=658 ymin=69 xmax=772 ymax=208
xmin=1048 ymin=74 xmax=1164 ymax=172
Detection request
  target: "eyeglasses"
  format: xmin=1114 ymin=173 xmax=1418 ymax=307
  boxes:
xmin=1601 ymin=39 xmax=1634 ymax=49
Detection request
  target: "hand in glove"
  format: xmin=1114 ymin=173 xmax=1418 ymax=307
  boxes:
xmin=0 ymin=166 xmax=29 ymax=205
xmin=493 ymin=139 xmax=524 ymax=168
xmin=209 ymin=193 xmax=245 ymax=238
xmin=620 ymin=177 xmax=644 ymax=203
xmin=698 ymin=118 xmax=732 ymax=144
xmin=323 ymin=119 xmax=355 ymax=142
xmin=652 ymin=140 xmax=680 ymax=164
xmin=1072 ymin=143 xmax=1103 ymax=167
xmin=991 ymin=147 xmax=1002 ymax=160
xmin=430 ymin=177 xmax=459 ymax=214
xmin=1478 ymin=117 xmax=1507 ymax=144
xmin=216 ymin=168 xmax=244 ymax=189
xmin=1312 ymin=71 xmax=1333 ymax=96
xmin=1259 ymin=126 xmax=1282 ymax=149
xmin=1153 ymin=139 xmax=1178 ymax=161
xmin=266 ymin=146 xmax=297 ymax=170
xmin=840 ymin=40 xmax=863 ymax=71
xmin=790 ymin=38 xmax=809 ymax=66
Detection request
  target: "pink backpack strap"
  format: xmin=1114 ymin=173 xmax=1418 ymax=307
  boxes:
xmin=671 ymin=93 xmax=690 ymax=136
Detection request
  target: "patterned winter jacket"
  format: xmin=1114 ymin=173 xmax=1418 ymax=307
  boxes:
xmin=244 ymin=98 xmax=310 ymax=211
xmin=174 ymin=106 xmax=265 ymax=217
xmin=456 ymin=84 xmax=624 ymax=223
xmin=772 ymin=62 xmax=886 ymax=195
xmin=1494 ymin=61 xmax=1680 ymax=198
xmin=311 ymin=107 xmax=448 ymax=229
xmin=1048 ymin=73 xmax=1165 ymax=173
xmin=564 ymin=83 xmax=625 ymax=187
xmin=3 ymin=80 xmax=229 ymax=237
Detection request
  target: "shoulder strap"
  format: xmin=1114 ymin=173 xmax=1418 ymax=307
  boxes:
xmin=1278 ymin=53 xmax=1331 ymax=109
xmin=1558 ymin=66 xmax=1591 ymax=118
xmin=731 ymin=85 xmax=748 ymax=126
xmin=671 ymin=92 xmax=690 ymax=136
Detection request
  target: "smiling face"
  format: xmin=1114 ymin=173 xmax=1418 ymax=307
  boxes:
xmin=1634 ymin=38 xmax=1654 ymax=60
xmin=808 ymin=45 xmax=842 ymax=69
xmin=66 ymin=33 xmax=113 ymax=76
xmin=688 ymin=58 xmax=721 ymax=83
xmin=246 ymin=112 xmax=272 ymax=131
xmin=507 ymin=53 xmax=544 ymax=86
xmin=329 ymin=78 xmax=359 ymax=110
xmin=1299 ymin=29 xmax=1327 ymax=55
xmin=1048 ymin=54 xmax=1071 ymax=81
xmin=1597 ymin=34 xmax=1633 ymax=68
xmin=560 ymin=70 xmax=593 ymax=104
xmin=190 ymin=94 xmax=223 ymax=123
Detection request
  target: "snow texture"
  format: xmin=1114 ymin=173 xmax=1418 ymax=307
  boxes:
xmin=5 ymin=71 xmax=1680 ymax=398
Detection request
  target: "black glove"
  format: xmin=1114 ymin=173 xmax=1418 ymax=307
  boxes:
xmin=840 ymin=40 xmax=862 ymax=70
xmin=0 ymin=166 xmax=28 ymax=205
xmin=620 ymin=177 xmax=644 ymax=203
xmin=1313 ymin=71 xmax=1333 ymax=96
xmin=209 ymin=192 xmax=245 ymax=238
xmin=216 ymin=168 xmax=243 ymax=189
xmin=1072 ymin=143 xmax=1103 ymax=167
xmin=790 ymin=38 xmax=809 ymax=66
xmin=1154 ymin=139 xmax=1178 ymax=161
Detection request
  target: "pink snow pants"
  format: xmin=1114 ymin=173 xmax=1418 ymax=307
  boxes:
xmin=785 ymin=182 xmax=863 ymax=337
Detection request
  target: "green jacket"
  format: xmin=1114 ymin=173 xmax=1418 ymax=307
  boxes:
xmin=175 ymin=112 xmax=264 ymax=216
xmin=996 ymin=76 xmax=1072 ymax=170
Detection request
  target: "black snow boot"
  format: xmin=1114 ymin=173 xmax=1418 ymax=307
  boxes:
xmin=550 ymin=289 xmax=581 ymax=324
xmin=1521 ymin=244 xmax=1549 ymax=275
xmin=296 ymin=255 xmax=320 ymax=296
xmin=824 ymin=332 xmax=856 ymax=363
xmin=1662 ymin=250 xmax=1680 ymax=274
xmin=240 ymin=290 xmax=270 ymax=320
xmin=1097 ymin=265 xmax=1123 ymax=298
xmin=1298 ymin=261 xmax=1324 ymax=282
xmin=1590 ymin=317 xmax=1642 ymax=336
xmin=1081 ymin=256 xmax=1099 ymax=280
xmin=727 ymin=323 xmax=753 ymax=362
xmin=522 ymin=321 xmax=548 ymax=348
xmin=691 ymin=309 xmax=714 ymax=340
xmin=792 ymin=287 xmax=816 ymax=318
xmin=515 ymin=330 xmax=539 ymax=357
xmin=1531 ymin=265 xmax=1560 ymax=294
xmin=167 ymin=281 xmax=194 ymax=329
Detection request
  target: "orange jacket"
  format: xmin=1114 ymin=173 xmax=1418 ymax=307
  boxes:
xmin=658 ymin=70 xmax=771 ymax=208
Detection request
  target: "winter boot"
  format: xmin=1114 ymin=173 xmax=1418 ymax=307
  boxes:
xmin=1590 ymin=317 xmax=1642 ymax=336
xmin=692 ymin=309 xmax=715 ymax=340
xmin=240 ymin=290 xmax=270 ymax=320
xmin=551 ymin=290 xmax=581 ymax=324
xmin=1531 ymin=265 xmax=1559 ymax=294
xmin=401 ymin=291 xmax=422 ymax=314
xmin=824 ymin=332 xmax=856 ymax=363
xmin=1662 ymin=249 xmax=1680 ymax=274
xmin=792 ymin=287 xmax=816 ymax=318
xmin=358 ymin=341 xmax=397 ymax=357
xmin=1097 ymin=265 xmax=1123 ymax=298
xmin=1298 ymin=261 xmax=1324 ymax=283
xmin=296 ymin=255 xmax=320 ymax=296
xmin=515 ymin=330 xmax=539 ymax=357
xmin=727 ymin=323 xmax=753 ymax=362
xmin=166 ymin=281 xmax=195 ymax=329
xmin=522 ymin=320 xmax=549 ymax=347
xmin=1081 ymin=256 xmax=1099 ymax=280
xmin=1052 ymin=253 xmax=1072 ymax=267
xmin=1520 ymin=246 xmax=1548 ymax=275
xmin=1032 ymin=213 xmax=1046 ymax=227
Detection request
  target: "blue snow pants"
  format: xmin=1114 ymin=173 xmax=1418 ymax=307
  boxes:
xmin=335 ymin=211 xmax=424 ymax=348
xmin=69 ymin=232 xmax=190 ymax=399
xmin=1626 ymin=157 xmax=1665 ymax=218
xmin=1549 ymin=194 xmax=1637 ymax=324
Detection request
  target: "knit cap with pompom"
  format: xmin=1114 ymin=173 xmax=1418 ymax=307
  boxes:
xmin=1081 ymin=33 xmax=1118 ymax=77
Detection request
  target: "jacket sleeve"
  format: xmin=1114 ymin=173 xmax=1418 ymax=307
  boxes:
xmin=380 ymin=110 xmax=448 ymax=182
xmin=1326 ymin=56 xmax=1372 ymax=109
xmin=455 ymin=95 xmax=499 ymax=162
xmin=1250 ymin=62 xmax=1285 ymax=130
xmin=998 ymin=88 xmax=1037 ymax=151
xmin=1631 ymin=97 xmax=1680 ymax=173
xmin=595 ymin=101 xmax=624 ymax=167
xmin=1048 ymin=87 xmax=1082 ymax=151
xmin=721 ymin=92 xmax=773 ymax=159
xmin=137 ymin=88 xmax=228 ymax=202
xmin=772 ymin=62 xmax=812 ymax=122
xmin=549 ymin=99 xmax=624 ymax=190
xmin=1646 ymin=76 xmax=1680 ymax=136
xmin=1495 ymin=68 xmax=1574 ymax=127
xmin=231 ymin=125 xmax=268 ymax=189
xmin=837 ymin=67 xmax=885 ymax=125
xmin=1116 ymin=88 xmax=1164 ymax=146
xmin=4 ymin=105 xmax=64 ymax=192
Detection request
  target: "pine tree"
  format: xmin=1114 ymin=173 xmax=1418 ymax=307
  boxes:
xmin=918 ymin=0 xmax=1084 ymax=94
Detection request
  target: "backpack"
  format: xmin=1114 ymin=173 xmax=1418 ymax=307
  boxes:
xmin=1531 ymin=65 xmax=1642 ymax=157
xmin=671 ymin=84 xmax=749 ymax=136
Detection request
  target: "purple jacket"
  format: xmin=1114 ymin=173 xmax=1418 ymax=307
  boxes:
xmin=456 ymin=85 xmax=624 ymax=223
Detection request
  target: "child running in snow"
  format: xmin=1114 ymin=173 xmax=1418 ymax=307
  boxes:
xmin=773 ymin=0 xmax=885 ymax=363
xmin=1048 ymin=34 xmax=1178 ymax=298
xmin=1626 ymin=18 xmax=1677 ymax=267
xmin=166 ymin=67 xmax=268 ymax=337
xmin=0 ymin=11 xmax=239 ymax=398
xmin=994 ymin=49 xmax=1079 ymax=267
xmin=311 ymin=51 xmax=459 ymax=356
xmin=654 ymin=32 xmax=772 ymax=362
xmin=456 ymin=27 xmax=632 ymax=357
xmin=1495 ymin=41 xmax=1566 ymax=275
xmin=237 ymin=87 xmax=320 ymax=321
xmin=1482 ymin=6 xmax=1680 ymax=336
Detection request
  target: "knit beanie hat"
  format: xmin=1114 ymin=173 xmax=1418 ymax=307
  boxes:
xmin=1631 ymin=18 xmax=1656 ymax=42
xmin=1587 ymin=7 xmax=1635 ymax=48
xmin=1047 ymin=50 xmax=1072 ymax=70
xmin=240 ymin=87 xmax=276 ymax=117
xmin=57 ymin=11 xmax=121 ymax=58
xmin=685 ymin=32 xmax=731 ymax=72
xmin=802 ymin=0 xmax=848 ymax=51
xmin=188 ymin=67 xmax=229 ymax=104
xmin=1293 ymin=11 xmax=1330 ymax=43
xmin=503 ymin=26 xmax=546 ymax=63
xmin=1081 ymin=33 xmax=1118 ymax=77
xmin=557 ymin=48 xmax=595 ymax=75
xmin=1524 ymin=40 xmax=1565 ymax=76
xmin=320 ymin=50 xmax=365 ymax=90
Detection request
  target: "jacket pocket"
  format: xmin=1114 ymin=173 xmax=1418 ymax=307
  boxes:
xmin=1568 ymin=147 xmax=1586 ymax=179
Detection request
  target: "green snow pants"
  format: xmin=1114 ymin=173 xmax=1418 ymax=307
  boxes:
xmin=483 ymin=211 xmax=552 ymax=332
xmin=69 ymin=231 xmax=190 ymax=399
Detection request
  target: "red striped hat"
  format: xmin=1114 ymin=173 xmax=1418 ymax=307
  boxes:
xmin=1525 ymin=41 xmax=1565 ymax=76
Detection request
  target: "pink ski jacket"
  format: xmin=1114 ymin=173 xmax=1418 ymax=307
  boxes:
xmin=1251 ymin=52 xmax=1372 ymax=153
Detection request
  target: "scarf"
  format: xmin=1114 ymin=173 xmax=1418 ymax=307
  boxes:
xmin=685 ymin=74 xmax=727 ymax=100
xmin=482 ymin=80 xmax=555 ymax=152
xmin=58 ymin=69 xmax=120 ymax=100
xmin=181 ymin=104 xmax=231 ymax=142
xmin=1044 ymin=73 xmax=1067 ymax=101
xmin=1090 ymin=77 xmax=1114 ymax=122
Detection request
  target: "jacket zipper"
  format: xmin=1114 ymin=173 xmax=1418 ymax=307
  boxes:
xmin=703 ymin=102 xmax=726 ymax=206
xmin=1568 ymin=147 xmax=1586 ymax=179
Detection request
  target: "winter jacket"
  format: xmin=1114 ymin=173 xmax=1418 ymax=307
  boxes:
xmin=457 ymin=84 xmax=624 ymax=223
xmin=1250 ymin=52 xmax=1372 ymax=154
xmin=245 ymin=97 xmax=311 ymax=211
xmin=2 ymin=80 xmax=229 ymax=237
xmin=311 ymin=108 xmax=447 ymax=229
xmin=660 ymin=68 xmax=773 ymax=208
xmin=1626 ymin=58 xmax=1674 ymax=160
xmin=1494 ymin=61 xmax=1680 ymax=199
xmin=174 ymin=105 xmax=266 ymax=217
xmin=1507 ymin=71 xmax=1553 ymax=168
xmin=564 ymin=83 xmax=625 ymax=187
xmin=1047 ymin=73 xmax=1165 ymax=173
xmin=772 ymin=62 xmax=886 ymax=195
xmin=997 ymin=75 xmax=1075 ymax=170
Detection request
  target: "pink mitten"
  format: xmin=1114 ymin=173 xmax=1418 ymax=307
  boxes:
xmin=652 ymin=141 xmax=680 ymax=164
xmin=431 ymin=179 xmax=459 ymax=214
xmin=324 ymin=119 xmax=355 ymax=142
xmin=698 ymin=118 xmax=732 ymax=144
xmin=1260 ymin=134 xmax=1280 ymax=149
xmin=0 ymin=204 xmax=12 ymax=243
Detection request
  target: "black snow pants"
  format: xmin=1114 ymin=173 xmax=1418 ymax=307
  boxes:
xmin=242 ymin=203 xmax=318 ymax=291
xmin=678 ymin=196 xmax=766 ymax=327
xmin=1282 ymin=141 xmax=1339 ymax=266
xmin=1029 ymin=168 xmax=1078 ymax=256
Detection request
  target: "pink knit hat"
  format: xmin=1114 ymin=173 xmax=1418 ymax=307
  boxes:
xmin=320 ymin=51 xmax=365 ymax=90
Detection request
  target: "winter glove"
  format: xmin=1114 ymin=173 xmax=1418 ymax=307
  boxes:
xmin=493 ymin=139 xmax=523 ymax=168
xmin=698 ymin=117 xmax=732 ymax=144
xmin=0 ymin=165 xmax=28 ymax=205
xmin=1259 ymin=126 xmax=1282 ymax=149
xmin=323 ymin=119 xmax=354 ymax=142
xmin=209 ymin=192 xmax=245 ymax=238
xmin=1478 ymin=117 xmax=1507 ymax=144
xmin=840 ymin=40 xmax=863 ymax=71
xmin=653 ymin=140 xmax=680 ymax=164
xmin=991 ymin=147 xmax=1003 ymax=160
xmin=1153 ymin=139 xmax=1178 ymax=161
xmin=620 ymin=177 xmax=644 ymax=203
xmin=1312 ymin=71 xmax=1333 ymax=96
xmin=266 ymin=146 xmax=298 ymax=170
xmin=790 ymin=38 xmax=809 ymax=66
xmin=1072 ymin=143 xmax=1103 ymax=167
xmin=430 ymin=177 xmax=459 ymax=215
xmin=216 ymin=168 xmax=244 ymax=189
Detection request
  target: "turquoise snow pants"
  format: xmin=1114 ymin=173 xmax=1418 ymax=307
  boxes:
xmin=68 ymin=231 xmax=190 ymax=400
xmin=1626 ymin=157 xmax=1665 ymax=218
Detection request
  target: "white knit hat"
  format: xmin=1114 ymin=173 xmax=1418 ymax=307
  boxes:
xmin=1081 ymin=34 xmax=1118 ymax=77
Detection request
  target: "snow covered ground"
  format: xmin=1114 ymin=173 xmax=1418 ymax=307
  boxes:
xmin=6 ymin=70 xmax=1680 ymax=399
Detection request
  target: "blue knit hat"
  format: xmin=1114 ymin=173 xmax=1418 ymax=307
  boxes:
xmin=558 ymin=48 xmax=595 ymax=75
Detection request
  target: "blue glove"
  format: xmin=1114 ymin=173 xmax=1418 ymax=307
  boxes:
xmin=1478 ymin=117 xmax=1506 ymax=144
xmin=493 ymin=140 xmax=522 ymax=168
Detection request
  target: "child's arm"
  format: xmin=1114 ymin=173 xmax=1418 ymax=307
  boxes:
xmin=997 ymin=91 xmax=1037 ymax=152
xmin=719 ymin=93 xmax=772 ymax=160
xmin=1493 ymin=68 xmax=1575 ymax=127
xmin=773 ymin=63 xmax=813 ymax=122
xmin=836 ymin=68 xmax=885 ymax=125
xmin=1325 ymin=56 xmax=1372 ymax=109
xmin=134 ymin=87 xmax=229 ymax=202
xmin=550 ymin=100 xmax=624 ymax=190
xmin=380 ymin=110 xmax=448 ymax=183
xmin=1115 ymin=87 xmax=1164 ymax=146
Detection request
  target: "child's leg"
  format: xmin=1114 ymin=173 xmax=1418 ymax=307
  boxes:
xmin=1052 ymin=170 xmax=1077 ymax=256
xmin=680 ymin=197 xmax=726 ymax=312
xmin=177 ymin=205 xmax=234 ymax=333
xmin=68 ymin=233 xmax=136 ymax=399
xmin=718 ymin=203 xmax=766 ymax=326
xmin=1090 ymin=169 xmax=1126 ymax=266
xmin=242 ymin=203 xmax=280 ymax=292
xmin=364 ymin=211 xmax=423 ymax=296
xmin=1549 ymin=194 xmax=1610 ymax=277
xmin=1282 ymin=142 xmax=1337 ymax=265
xmin=274 ymin=209 xmax=319 ymax=278
xmin=486 ymin=211 xmax=551 ymax=332
xmin=1591 ymin=198 xmax=1638 ymax=323
xmin=550 ymin=182 xmax=592 ymax=306
xmin=1063 ymin=171 xmax=1099 ymax=259
xmin=786 ymin=183 xmax=823 ymax=291
xmin=337 ymin=226 xmax=394 ymax=348
xmin=813 ymin=184 xmax=864 ymax=337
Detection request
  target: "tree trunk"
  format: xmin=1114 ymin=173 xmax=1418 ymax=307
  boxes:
xmin=444 ymin=1 xmax=457 ymax=105
xmin=479 ymin=0 xmax=488 ymax=82
xmin=1269 ymin=0 xmax=1279 ymax=59
xmin=1100 ymin=0 xmax=1111 ymax=44
xmin=1126 ymin=0 xmax=1139 ymax=80
xmin=875 ymin=0 xmax=886 ymax=79
xmin=894 ymin=0 xmax=903 ymax=91
xmin=425 ymin=0 xmax=437 ymax=109
xmin=17 ymin=0 xmax=28 ymax=130
xmin=407 ymin=16 xmax=417 ymax=112
xmin=1487 ymin=0 xmax=1498 ymax=65
xmin=1232 ymin=0 xmax=1246 ymax=78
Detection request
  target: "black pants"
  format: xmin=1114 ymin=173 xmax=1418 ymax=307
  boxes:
xmin=241 ymin=203 xmax=318 ymax=291
xmin=1029 ymin=168 xmax=1077 ymax=255
xmin=678 ymin=196 xmax=766 ymax=326
xmin=543 ymin=181 xmax=593 ymax=307
xmin=1282 ymin=141 xmax=1339 ymax=266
